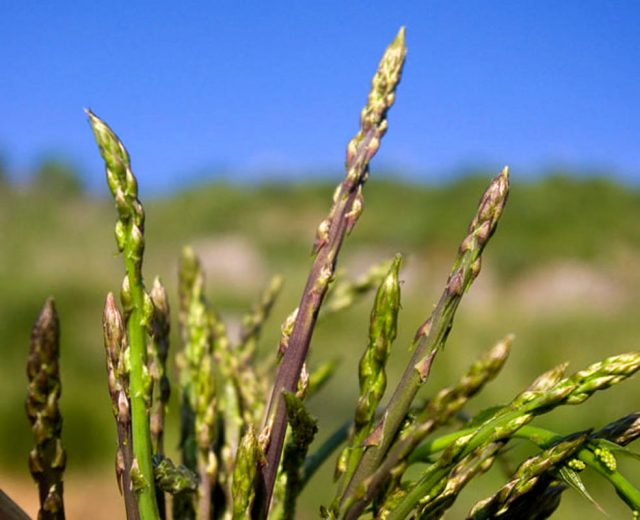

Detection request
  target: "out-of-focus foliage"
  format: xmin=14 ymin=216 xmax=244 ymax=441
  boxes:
xmin=32 ymin=158 xmax=84 ymax=197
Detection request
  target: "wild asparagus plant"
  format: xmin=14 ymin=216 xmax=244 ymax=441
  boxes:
xmin=256 ymin=27 xmax=408 ymax=516
xmin=26 ymin=298 xmax=66 ymax=520
xmin=12 ymin=25 xmax=640 ymax=520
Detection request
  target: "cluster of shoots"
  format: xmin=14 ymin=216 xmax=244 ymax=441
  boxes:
xmin=13 ymin=27 xmax=639 ymax=520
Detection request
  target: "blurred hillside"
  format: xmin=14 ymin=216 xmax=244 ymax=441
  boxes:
xmin=1 ymin=172 xmax=640 ymax=518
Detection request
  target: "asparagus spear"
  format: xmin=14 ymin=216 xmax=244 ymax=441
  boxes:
xmin=26 ymin=298 xmax=66 ymax=520
xmin=87 ymin=110 xmax=159 ymax=519
xmin=256 ymin=27 xmax=407 ymax=517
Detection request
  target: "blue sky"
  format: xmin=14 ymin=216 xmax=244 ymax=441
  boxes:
xmin=1 ymin=2 xmax=639 ymax=193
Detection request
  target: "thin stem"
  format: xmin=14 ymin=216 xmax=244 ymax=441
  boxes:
xmin=126 ymin=256 xmax=159 ymax=519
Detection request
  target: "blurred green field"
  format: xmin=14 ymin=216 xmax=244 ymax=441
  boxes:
xmin=1 ymin=172 xmax=640 ymax=518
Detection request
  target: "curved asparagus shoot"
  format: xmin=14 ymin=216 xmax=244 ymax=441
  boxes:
xmin=26 ymin=298 xmax=66 ymax=520
xmin=87 ymin=110 xmax=159 ymax=519
xmin=340 ymin=167 xmax=509 ymax=517
xmin=256 ymin=27 xmax=407 ymax=517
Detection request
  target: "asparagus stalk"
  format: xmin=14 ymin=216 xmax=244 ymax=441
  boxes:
xmin=103 ymin=293 xmax=140 ymax=520
xmin=88 ymin=110 xmax=159 ymax=519
xmin=176 ymin=247 xmax=246 ymax=518
xmin=595 ymin=412 xmax=640 ymax=445
xmin=256 ymin=27 xmax=407 ymax=517
xmin=466 ymin=415 xmax=640 ymax=520
xmin=340 ymin=167 xmax=509 ymax=516
xmin=333 ymin=256 xmax=402 ymax=498
xmin=406 ymin=417 xmax=640 ymax=519
xmin=26 ymin=298 xmax=66 ymax=520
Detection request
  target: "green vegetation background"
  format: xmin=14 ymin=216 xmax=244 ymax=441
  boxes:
xmin=1 ymin=172 xmax=639 ymax=517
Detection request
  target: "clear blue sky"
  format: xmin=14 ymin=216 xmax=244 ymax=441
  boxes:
xmin=1 ymin=2 xmax=639 ymax=193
